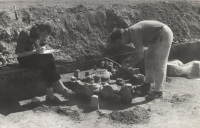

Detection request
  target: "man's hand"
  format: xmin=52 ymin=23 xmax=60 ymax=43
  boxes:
xmin=36 ymin=46 xmax=46 ymax=54
xmin=121 ymin=56 xmax=137 ymax=69
xmin=129 ymin=59 xmax=137 ymax=68
xmin=122 ymin=56 xmax=132 ymax=63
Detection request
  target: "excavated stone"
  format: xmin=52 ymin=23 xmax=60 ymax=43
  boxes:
xmin=91 ymin=95 xmax=99 ymax=110
xmin=130 ymin=74 xmax=144 ymax=85
xmin=99 ymin=84 xmax=122 ymax=104
xmin=92 ymin=69 xmax=111 ymax=82
xmin=116 ymin=78 xmax=125 ymax=86
xmin=87 ymin=83 xmax=102 ymax=93
xmin=118 ymin=86 xmax=133 ymax=105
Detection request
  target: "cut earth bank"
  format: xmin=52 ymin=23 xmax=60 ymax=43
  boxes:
xmin=1 ymin=1 xmax=200 ymax=65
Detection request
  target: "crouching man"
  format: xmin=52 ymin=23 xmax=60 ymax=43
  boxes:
xmin=110 ymin=20 xmax=173 ymax=100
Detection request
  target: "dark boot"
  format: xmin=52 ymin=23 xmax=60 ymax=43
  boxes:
xmin=134 ymin=83 xmax=151 ymax=96
xmin=145 ymin=91 xmax=163 ymax=100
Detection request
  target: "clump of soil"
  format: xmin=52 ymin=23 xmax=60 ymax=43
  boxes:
xmin=33 ymin=105 xmax=58 ymax=113
xmin=56 ymin=107 xmax=85 ymax=121
xmin=109 ymin=106 xmax=151 ymax=125
xmin=97 ymin=110 xmax=109 ymax=119
xmin=170 ymin=93 xmax=193 ymax=104
xmin=33 ymin=105 xmax=86 ymax=121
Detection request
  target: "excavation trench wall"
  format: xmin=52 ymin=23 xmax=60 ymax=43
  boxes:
xmin=1 ymin=1 xmax=200 ymax=65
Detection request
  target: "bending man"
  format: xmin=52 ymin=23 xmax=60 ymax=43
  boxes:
xmin=110 ymin=20 xmax=173 ymax=100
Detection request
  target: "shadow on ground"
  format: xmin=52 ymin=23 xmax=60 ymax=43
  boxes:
xmin=0 ymin=94 xmax=151 ymax=116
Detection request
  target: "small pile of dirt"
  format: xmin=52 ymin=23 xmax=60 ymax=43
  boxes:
xmin=170 ymin=94 xmax=193 ymax=104
xmin=33 ymin=105 xmax=58 ymax=113
xmin=110 ymin=107 xmax=150 ymax=125
xmin=56 ymin=107 xmax=85 ymax=121
xmin=97 ymin=110 xmax=109 ymax=119
xmin=34 ymin=105 xmax=85 ymax=121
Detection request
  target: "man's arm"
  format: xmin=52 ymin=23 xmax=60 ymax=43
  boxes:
xmin=16 ymin=46 xmax=48 ymax=57
xmin=129 ymin=41 xmax=144 ymax=66
xmin=16 ymin=30 xmax=39 ymax=57
xmin=16 ymin=50 xmax=37 ymax=57
xmin=128 ymin=28 xmax=144 ymax=66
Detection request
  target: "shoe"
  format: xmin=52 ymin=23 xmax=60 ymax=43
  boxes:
xmin=62 ymin=89 xmax=75 ymax=99
xmin=134 ymin=83 xmax=151 ymax=96
xmin=145 ymin=91 xmax=163 ymax=100
xmin=46 ymin=96 xmax=62 ymax=104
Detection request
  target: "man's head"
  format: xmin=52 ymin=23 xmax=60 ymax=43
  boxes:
xmin=110 ymin=28 xmax=130 ymax=45
xmin=110 ymin=28 xmax=124 ymax=43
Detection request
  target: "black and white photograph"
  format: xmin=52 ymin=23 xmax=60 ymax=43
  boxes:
xmin=0 ymin=0 xmax=200 ymax=127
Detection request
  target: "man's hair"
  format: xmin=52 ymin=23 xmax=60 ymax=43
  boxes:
xmin=110 ymin=28 xmax=123 ymax=42
xmin=30 ymin=21 xmax=53 ymax=39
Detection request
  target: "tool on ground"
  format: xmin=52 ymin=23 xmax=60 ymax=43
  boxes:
xmin=105 ymin=57 xmax=121 ymax=68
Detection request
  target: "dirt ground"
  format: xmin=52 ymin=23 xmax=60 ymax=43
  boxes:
xmin=0 ymin=70 xmax=200 ymax=128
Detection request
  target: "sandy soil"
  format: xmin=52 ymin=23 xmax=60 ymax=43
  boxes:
xmin=0 ymin=71 xmax=200 ymax=128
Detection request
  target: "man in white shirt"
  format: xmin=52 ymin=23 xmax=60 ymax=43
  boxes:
xmin=110 ymin=20 xmax=173 ymax=100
